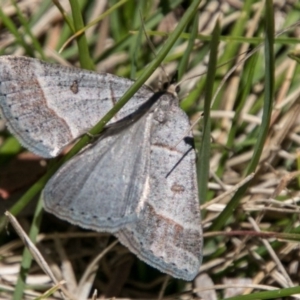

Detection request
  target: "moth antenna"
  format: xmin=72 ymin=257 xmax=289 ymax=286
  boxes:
xmin=175 ymin=70 xmax=206 ymax=89
xmin=165 ymin=147 xmax=194 ymax=178
xmin=175 ymin=48 xmax=252 ymax=91
xmin=173 ymin=39 xmax=266 ymax=147
xmin=139 ymin=10 xmax=157 ymax=59
xmin=183 ymin=20 xmax=298 ymax=135
xmin=139 ymin=10 xmax=173 ymax=90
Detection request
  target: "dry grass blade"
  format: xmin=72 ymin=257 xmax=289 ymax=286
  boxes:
xmin=4 ymin=211 xmax=67 ymax=299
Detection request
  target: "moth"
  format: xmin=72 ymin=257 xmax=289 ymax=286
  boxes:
xmin=0 ymin=55 xmax=202 ymax=281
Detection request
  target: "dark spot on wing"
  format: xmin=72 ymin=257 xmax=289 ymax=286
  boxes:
xmin=171 ymin=183 xmax=185 ymax=193
xmin=70 ymin=80 xmax=79 ymax=94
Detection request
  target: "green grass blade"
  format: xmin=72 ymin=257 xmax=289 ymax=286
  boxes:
xmin=224 ymin=285 xmax=300 ymax=300
xmin=69 ymin=0 xmax=94 ymax=70
xmin=12 ymin=196 xmax=44 ymax=300
xmin=210 ymin=0 xmax=275 ymax=231
xmin=11 ymin=0 xmax=45 ymax=59
xmin=198 ymin=19 xmax=220 ymax=204
xmin=177 ymin=12 xmax=199 ymax=80
xmin=0 ymin=7 xmax=33 ymax=55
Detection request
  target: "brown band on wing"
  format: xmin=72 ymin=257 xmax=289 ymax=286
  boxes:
xmin=140 ymin=203 xmax=201 ymax=257
xmin=151 ymin=142 xmax=183 ymax=154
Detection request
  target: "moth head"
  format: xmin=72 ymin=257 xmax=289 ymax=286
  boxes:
xmin=161 ymin=81 xmax=180 ymax=97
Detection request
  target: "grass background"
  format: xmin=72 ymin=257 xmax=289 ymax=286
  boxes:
xmin=0 ymin=0 xmax=300 ymax=299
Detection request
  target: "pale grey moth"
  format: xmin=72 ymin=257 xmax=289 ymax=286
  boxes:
xmin=0 ymin=55 xmax=202 ymax=281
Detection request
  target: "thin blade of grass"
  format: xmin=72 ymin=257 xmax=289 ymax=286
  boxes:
xmin=0 ymin=7 xmax=33 ymax=55
xmin=11 ymin=0 xmax=46 ymax=60
xmin=52 ymin=0 xmax=75 ymax=32
xmin=216 ymin=52 xmax=259 ymax=177
xmin=59 ymin=0 xmax=129 ymax=53
xmin=96 ymin=0 xmax=183 ymax=62
xmin=210 ymin=0 xmax=275 ymax=231
xmin=198 ymin=19 xmax=220 ymax=204
xmin=177 ymin=12 xmax=199 ymax=80
xmin=69 ymin=0 xmax=94 ymax=70
xmin=129 ymin=3 xmax=147 ymax=79
xmin=12 ymin=196 xmax=44 ymax=300
xmin=224 ymin=285 xmax=300 ymax=300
